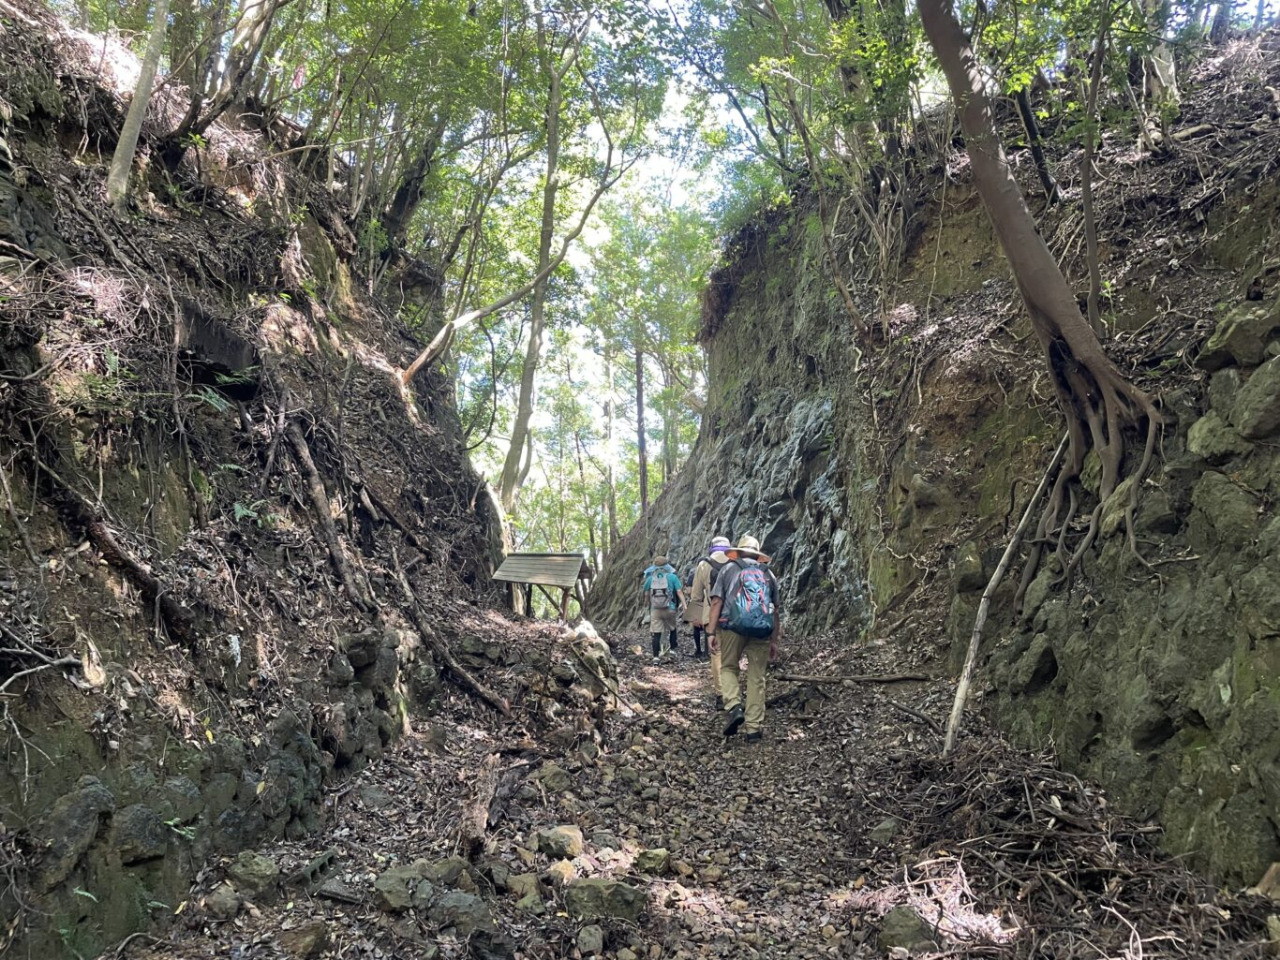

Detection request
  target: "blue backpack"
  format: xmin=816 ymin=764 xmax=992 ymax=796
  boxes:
xmin=720 ymin=562 xmax=775 ymax=639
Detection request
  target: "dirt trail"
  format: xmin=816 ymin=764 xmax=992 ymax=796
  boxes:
xmin=131 ymin=632 xmax=1272 ymax=960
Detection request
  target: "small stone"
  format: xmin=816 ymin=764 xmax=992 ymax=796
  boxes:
xmin=425 ymin=856 xmax=477 ymax=892
xmin=205 ymin=882 xmax=241 ymax=920
xmin=672 ymin=860 xmax=694 ymax=878
xmin=635 ymin=848 xmax=670 ymax=875
xmin=228 ymin=851 xmax=280 ymax=898
xmin=515 ymin=892 xmax=545 ymax=915
xmin=276 ymin=919 xmax=328 ymax=958
xmin=868 ymin=817 xmax=901 ymax=846
xmin=428 ymin=890 xmax=493 ymax=935
xmin=878 ymin=906 xmax=937 ymax=953
xmin=1256 ymin=862 xmax=1280 ymax=900
xmin=577 ymin=924 xmax=606 ymax=955
xmin=516 ymin=846 xmax=536 ymax=866
xmin=546 ymin=859 xmax=577 ymax=886
xmin=508 ymin=873 xmax=539 ymax=899
xmin=700 ymin=866 xmax=724 ymax=883
xmin=535 ymin=824 xmax=584 ymax=858
xmin=537 ymin=761 xmax=573 ymax=793
xmin=617 ymin=949 xmax=639 ymax=960
xmin=564 ymin=878 xmax=645 ymax=921
xmin=316 ymin=878 xmax=361 ymax=904
xmin=373 ymin=862 xmax=426 ymax=912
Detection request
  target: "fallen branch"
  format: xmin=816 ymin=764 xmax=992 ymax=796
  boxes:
xmin=285 ymin=422 xmax=368 ymax=609
xmin=453 ymin=752 xmax=500 ymax=858
xmin=0 ymin=657 xmax=80 ymax=696
xmin=886 ymin=697 xmax=943 ymax=735
xmin=391 ymin=547 xmax=511 ymax=717
xmin=943 ymin=432 xmax=1069 ymax=757
xmin=777 ymin=672 xmax=931 ymax=684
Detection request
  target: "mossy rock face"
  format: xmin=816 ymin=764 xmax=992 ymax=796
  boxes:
xmin=1195 ymin=301 xmax=1280 ymax=371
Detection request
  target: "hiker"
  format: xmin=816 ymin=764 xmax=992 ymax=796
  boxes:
xmin=686 ymin=536 xmax=733 ymax=702
xmin=707 ymin=535 xmax=781 ymax=742
xmin=642 ymin=554 xmax=685 ymax=661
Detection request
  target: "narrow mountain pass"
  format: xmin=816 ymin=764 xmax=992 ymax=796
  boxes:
xmin=129 ymin=628 xmax=1272 ymax=960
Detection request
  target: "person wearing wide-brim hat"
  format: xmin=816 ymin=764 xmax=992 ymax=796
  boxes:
xmin=706 ymin=535 xmax=781 ymax=742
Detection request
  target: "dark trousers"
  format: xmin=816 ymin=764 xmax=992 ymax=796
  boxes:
xmin=692 ymin=625 xmax=706 ymax=656
xmin=650 ymin=630 xmax=678 ymax=657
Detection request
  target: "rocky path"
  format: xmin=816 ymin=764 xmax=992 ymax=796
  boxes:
xmin=131 ymin=632 xmax=1273 ymax=960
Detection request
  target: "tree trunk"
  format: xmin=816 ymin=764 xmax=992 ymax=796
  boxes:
xmin=1081 ymin=7 xmax=1111 ymax=337
xmin=498 ymin=17 xmax=563 ymax=513
xmin=917 ymin=0 xmax=1157 ymax=587
xmin=379 ymin=113 xmax=449 ymax=255
xmin=1210 ymin=0 xmax=1233 ymax=41
xmin=107 ymin=0 xmax=170 ymax=212
xmin=635 ymin=344 xmax=648 ymax=515
xmin=1014 ymin=87 xmax=1059 ymax=204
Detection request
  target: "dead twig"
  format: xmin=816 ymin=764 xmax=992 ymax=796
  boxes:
xmin=777 ymin=672 xmax=932 ymax=684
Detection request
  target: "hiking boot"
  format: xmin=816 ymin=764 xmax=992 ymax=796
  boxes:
xmin=723 ymin=705 xmax=745 ymax=737
xmin=745 ymin=731 xmax=763 ymax=743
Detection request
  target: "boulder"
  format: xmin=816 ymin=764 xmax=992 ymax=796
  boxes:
xmin=37 ymin=776 xmax=116 ymax=891
xmin=1187 ymin=411 xmax=1252 ymax=464
xmin=228 ymin=851 xmax=280 ymax=898
xmin=878 ymin=905 xmax=937 ymax=953
xmin=952 ymin=540 xmax=985 ymax=593
xmin=111 ymin=804 xmax=168 ymax=865
xmin=634 ymin=848 xmax=671 ymax=875
xmin=1191 ymin=472 xmax=1258 ymax=547
xmin=535 ymin=824 xmax=584 ymax=858
xmin=564 ymin=878 xmax=645 ymax=922
xmin=1196 ymin=303 xmax=1280 ymax=371
xmin=1231 ymin=356 xmax=1280 ymax=439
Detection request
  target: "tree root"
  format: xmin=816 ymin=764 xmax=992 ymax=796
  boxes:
xmin=391 ymin=547 xmax=511 ymax=717
xmin=285 ymin=421 xmax=369 ymax=610
xmin=945 ymin=432 xmax=1068 ymax=757
xmin=34 ymin=458 xmax=201 ymax=646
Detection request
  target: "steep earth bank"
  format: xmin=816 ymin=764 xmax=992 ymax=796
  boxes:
xmin=591 ymin=35 xmax=1280 ymax=885
xmin=0 ymin=3 xmax=595 ymax=955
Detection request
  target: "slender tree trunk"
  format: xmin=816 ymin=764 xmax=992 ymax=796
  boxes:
xmin=107 ymin=0 xmax=170 ymax=212
xmin=379 ymin=113 xmax=449 ymax=255
xmin=1014 ymin=88 xmax=1059 ymax=204
xmin=1081 ymin=8 xmax=1111 ymax=337
xmin=635 ymin=344 xmax=648 ymax=515
xmin=1210 ymin=0 xmax=1233 ymax=40
xmin=604 ymin=351 xmax=620 ymax=549
xmin=498 ymin=18 xmax=564 ymax=513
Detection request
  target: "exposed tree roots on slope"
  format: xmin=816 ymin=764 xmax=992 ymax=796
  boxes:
xmin=126 ymin=633 xmax=1271 ymax=960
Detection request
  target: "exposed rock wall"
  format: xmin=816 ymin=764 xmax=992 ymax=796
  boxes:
xmin=590 ymin=60 xmax=1280 ymax=883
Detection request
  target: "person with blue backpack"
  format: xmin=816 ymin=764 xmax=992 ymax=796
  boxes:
xmin=642 ymin=554 xmax=685 ymax=662
xmin=706 ymin=535 xmax=781 ymax=741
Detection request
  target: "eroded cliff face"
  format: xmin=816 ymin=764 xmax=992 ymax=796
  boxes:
xmin=0 ymin=5 xmax=514 ymax=955
xmin=590 ymin=42 xmax=1280 ymax=884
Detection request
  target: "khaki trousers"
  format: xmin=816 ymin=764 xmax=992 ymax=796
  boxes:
xmin=717 ymin=629 xmax=770 ymax=735
xmin=709 ymin=648 xmax=721 ymax=696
